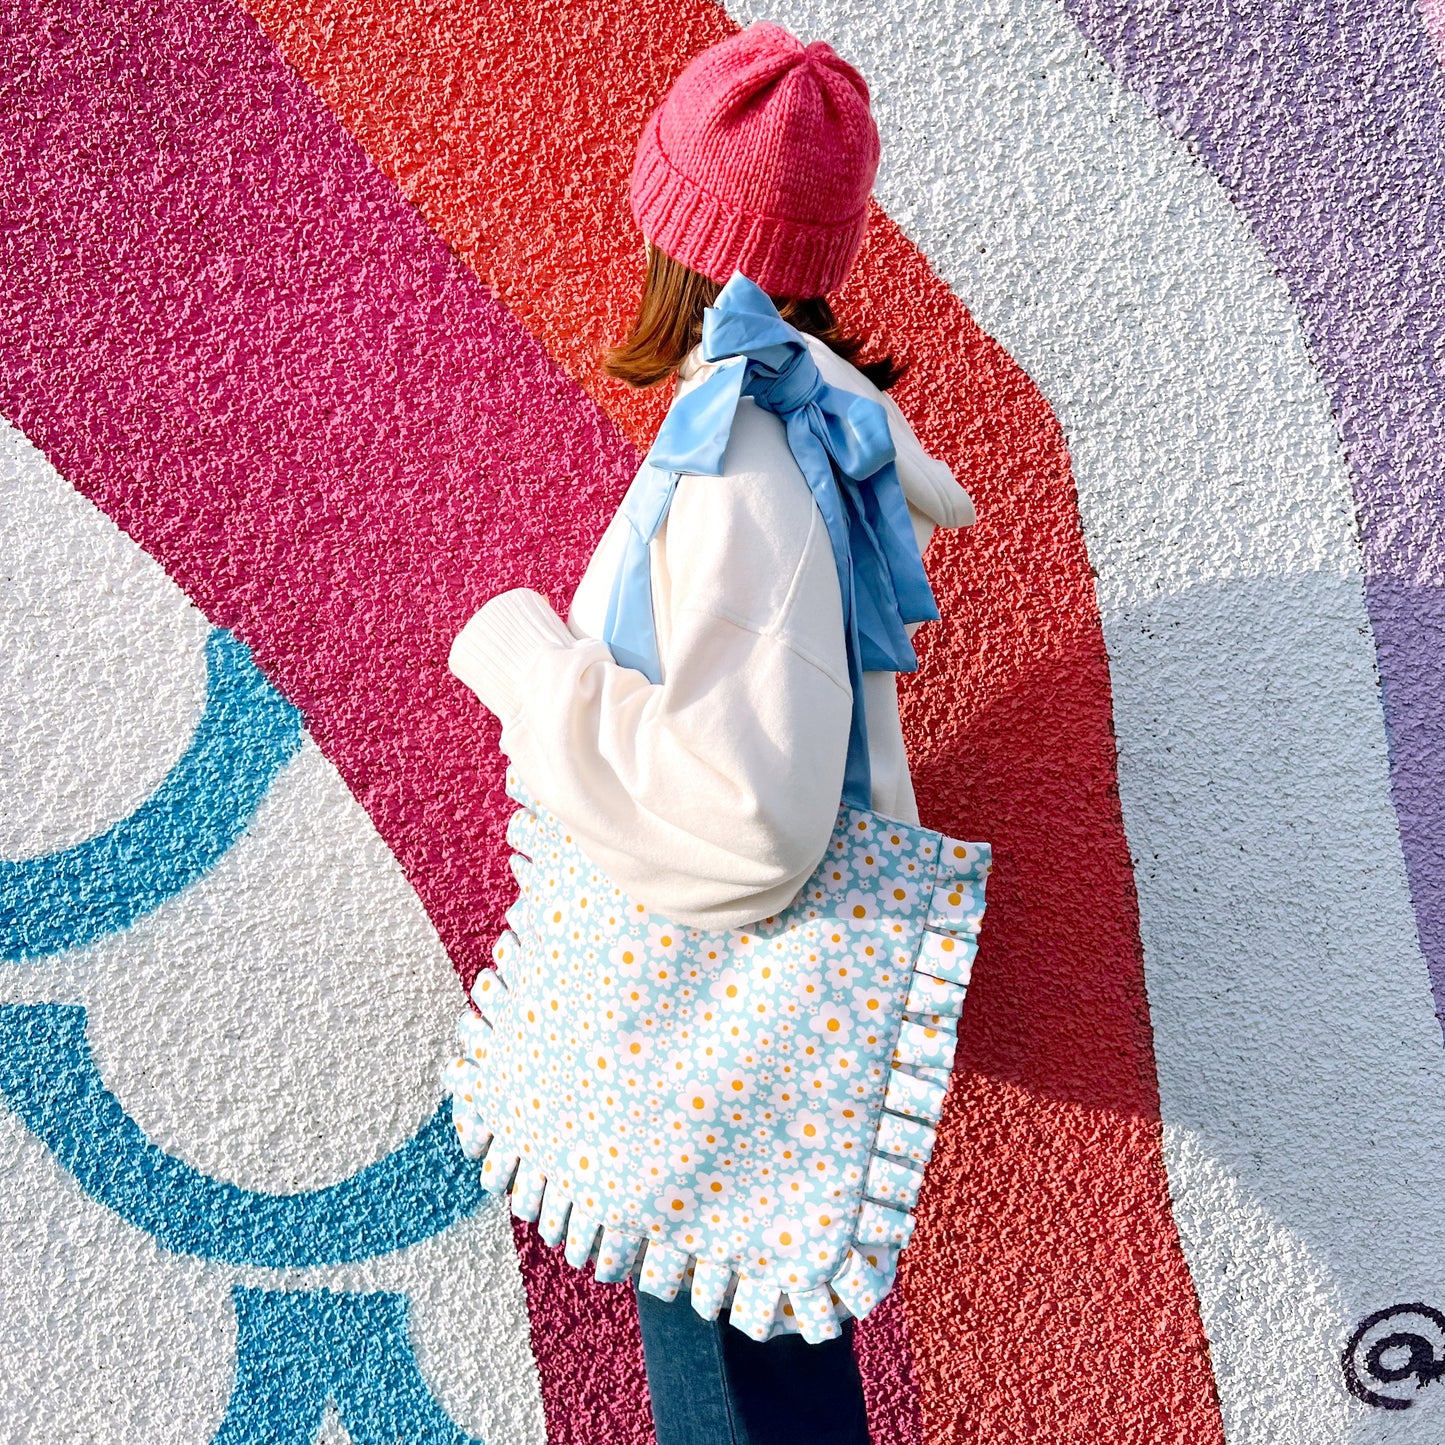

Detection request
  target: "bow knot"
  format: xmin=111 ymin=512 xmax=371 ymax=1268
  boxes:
xmin=603 ymin=272 xmax=940 ymax=810
xmin=750 ymin=349 xmax=825 ymax=415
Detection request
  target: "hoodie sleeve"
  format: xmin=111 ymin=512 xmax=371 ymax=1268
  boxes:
xmin=879 ymin=389 xmax=976 ymax=535
xmin=449 ymin=420 xmax=855 ymax=930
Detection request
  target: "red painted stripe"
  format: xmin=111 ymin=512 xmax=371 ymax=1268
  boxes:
xmin=235 ymin=2 xmax=1224 ymax=1440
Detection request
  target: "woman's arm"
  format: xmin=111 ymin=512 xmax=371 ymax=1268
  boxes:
xmin=451 ymin=441 xmax=853 ymax=929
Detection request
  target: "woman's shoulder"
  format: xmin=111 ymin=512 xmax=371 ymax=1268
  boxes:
xmin=669 ymin=343 xmax=818 ymax=525
xmin=667 ymin=400 xmax=821 ymax=588
xmin=656 ymin=357 xmax=834 ymax=639
xmin=678 ymin=336 xmax=973 ymax=532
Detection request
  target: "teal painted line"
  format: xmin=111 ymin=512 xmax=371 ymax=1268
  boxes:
xmin=2 ymin=628 xmax=303 ymax=962
xmin=0 ymin=1004 xmax=486 ymax=1265
xmin=212 ymin=1287 xmax=483 ymax=1444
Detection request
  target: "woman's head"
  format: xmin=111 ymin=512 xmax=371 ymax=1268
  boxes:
xmin=628 ymin=22 xmax=879 ymax=298
xmin=606 ymin=23 xmax=897 ymax=391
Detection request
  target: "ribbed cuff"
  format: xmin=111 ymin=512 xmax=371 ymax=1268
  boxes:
xmin=449 ymin=588 xmax=576 ymax=725
xmin=629 ymin=110 xmax=869 ymax=298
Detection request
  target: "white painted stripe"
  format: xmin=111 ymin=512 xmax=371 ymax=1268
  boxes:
xmin=1 ymin=418 xmax=465 ymax=1191
xmin=0 ymin=1108 xmax=236 ymax=1443
xmin=80 ymin=736 xmax=464 ymax=1192
xmin=0 ymin=420 xmax=209 ymax=859
xmin=731 ymin=1 xmax=1445 ymax=1438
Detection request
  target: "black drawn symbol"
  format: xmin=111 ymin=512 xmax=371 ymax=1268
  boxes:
xmin=1343 ymin=1304 xmax=1445 ymax=1410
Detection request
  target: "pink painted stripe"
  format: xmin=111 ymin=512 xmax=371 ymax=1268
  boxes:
xmin=0 ymin=1 xmax=652 ymax=1439
xmin=1423 ymin=0 xmax=1445 ymax=66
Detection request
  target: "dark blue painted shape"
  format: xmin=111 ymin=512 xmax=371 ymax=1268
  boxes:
xmin=212 ymin=1287 xmax=483 ymax=1444
xmin=2 ymin=628 xmax=303 ymax=962
xmin=0 ymin=1004 xmax=485 ymax=1266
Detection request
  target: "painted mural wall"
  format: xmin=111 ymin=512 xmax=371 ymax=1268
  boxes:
xmin=2 ymin=0 xmax=1442 ymax=1440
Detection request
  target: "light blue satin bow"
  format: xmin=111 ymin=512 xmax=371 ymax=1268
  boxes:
xmin=602 ymin=272 xmax=939 ymax=809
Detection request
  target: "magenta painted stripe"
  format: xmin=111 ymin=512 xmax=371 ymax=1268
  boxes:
xmin=0 ymin=0 xmax=651 ymax=1439
xmin=854 ymin=1291 xmax=924 ymax=1445
xmin=1059 ymin=0 xmax=1445 ymax=1035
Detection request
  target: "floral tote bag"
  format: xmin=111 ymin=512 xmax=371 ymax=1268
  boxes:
xmin=443 ymin=774 xmax=989 ymax=1342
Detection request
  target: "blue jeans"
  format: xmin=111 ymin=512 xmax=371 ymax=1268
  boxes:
xmin=634 ymin=1284 xmax=872 ymax=1445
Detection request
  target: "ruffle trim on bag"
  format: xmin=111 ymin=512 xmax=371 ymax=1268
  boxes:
xmin=441 ymin=807 xmax=990 ymax=1345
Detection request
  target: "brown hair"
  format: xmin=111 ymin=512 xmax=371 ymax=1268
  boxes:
xmin=602 ymin=247 xmax=902 ymax=392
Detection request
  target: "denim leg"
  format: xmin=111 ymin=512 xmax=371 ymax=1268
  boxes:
xmin=634 ymin=1286 xmax=871 ymax=1445
xmin=719 ymin=1313 xmax=871 ymax=1445
xmin=635 ymin=1286 xmax=743 ymax=1445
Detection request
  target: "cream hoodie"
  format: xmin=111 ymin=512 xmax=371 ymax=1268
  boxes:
xmin=450 ymin=335 xmax=975 ymax=929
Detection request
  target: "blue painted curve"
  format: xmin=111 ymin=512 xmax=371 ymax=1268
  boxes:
xmin=0 ymin=1003 xmax=486 ymax=1265
xmin=2 ymin=628 xmax=303 ymax=962
xmin=213 ymin=1287 xmax=483 ymax=1444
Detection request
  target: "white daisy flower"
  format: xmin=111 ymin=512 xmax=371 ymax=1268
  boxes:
xmin=608 ymin=940 xmax=645 ymax=976
xmin=763 ymin=1219 xmax=805 ymax=1258
xmin=616 ymin=1031 xmax=651 ymax=1069
xmin=718 ymin=1069 xmax=756 ymax=1103
xmin=708 ymin=968 xmax=751 ymax=1011
xmin=645 ymin=922 xmax=682 ymax=958
xmin=655 ymin=1187 xmax=697 ymax=1223
xmin=854 ymin=849 xmax=883 ymax=880
xmin=809 ymin=1004 xmax=853 ymax=1044
xmin=786 ymin=1111 xmax=831 ymax=1148
xmin=678 ymin=1084 xmax=719 ymax=1121
xmin=694 ymin=1171 xmax=732 ymax=1202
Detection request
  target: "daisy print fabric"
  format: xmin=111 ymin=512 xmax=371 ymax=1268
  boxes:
xmin=443 ymin=773 xmax=990 ymax=1342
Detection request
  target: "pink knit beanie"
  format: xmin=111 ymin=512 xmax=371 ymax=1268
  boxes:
xmin=629 ymin=21 xmax=880 ymax=299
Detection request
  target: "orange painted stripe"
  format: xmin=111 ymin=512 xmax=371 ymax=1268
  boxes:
xmin=235 ymin=1 xmax=1224 ymax=1439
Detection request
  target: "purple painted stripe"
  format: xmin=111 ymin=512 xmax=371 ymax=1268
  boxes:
xmin=1060 ymin=0 xmax=1445 ymax=1028
xmin=0 ymin=0 xmax=651 ymax=1436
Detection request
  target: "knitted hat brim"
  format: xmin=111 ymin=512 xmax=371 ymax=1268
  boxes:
xmin=630 ymin=111 xmax=870 ymax=299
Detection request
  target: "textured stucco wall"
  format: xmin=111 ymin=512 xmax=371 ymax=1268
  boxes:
xmin=2 ymin=0 xmax=1443 ymax=1442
